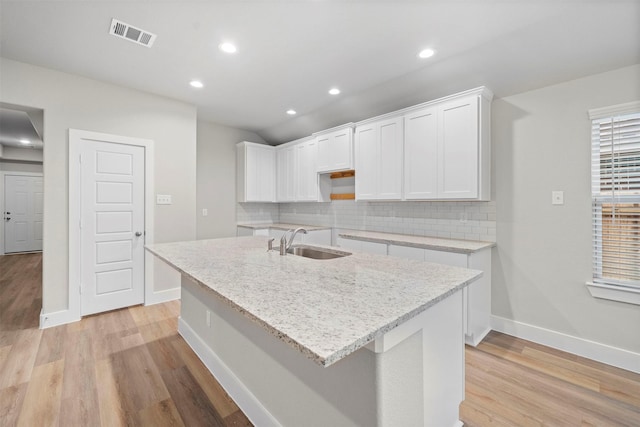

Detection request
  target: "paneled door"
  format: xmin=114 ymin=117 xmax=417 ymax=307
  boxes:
xmin=4 ymin=174 xmax=43 ymax=253
xmin=80 ymin=140 xmax=145 ymax=315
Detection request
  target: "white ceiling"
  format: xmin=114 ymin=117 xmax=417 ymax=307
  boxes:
xmin=1 ymin=0 xmax=638 ymax=144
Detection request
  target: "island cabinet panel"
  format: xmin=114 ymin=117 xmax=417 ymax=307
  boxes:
xmin=237 ymin=141 xmax=276 ymax=203
xmin=179 ymin=274 xmax=465 ymax=427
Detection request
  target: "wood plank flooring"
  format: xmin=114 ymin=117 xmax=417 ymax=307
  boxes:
xmin=0 ymin=253 xmax=251 ymax=426
xmin=2 ymin=252 xmax=640 ymax=426
xmin=461 ymin=332 xmax=640 ymax=426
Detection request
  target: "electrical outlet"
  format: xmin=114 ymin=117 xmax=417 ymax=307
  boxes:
xmin=552 ymin=191 xmax=564 ymax=205
xmin=156 ymin=194 xmax=172 ymax=205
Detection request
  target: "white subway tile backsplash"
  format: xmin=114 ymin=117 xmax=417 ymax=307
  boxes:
xmin=239 ymin=199 xmax=496 ymax=243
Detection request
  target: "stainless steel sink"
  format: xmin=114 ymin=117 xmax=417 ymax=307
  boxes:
xmin=287 ymin=245 xmax=351 ymax=260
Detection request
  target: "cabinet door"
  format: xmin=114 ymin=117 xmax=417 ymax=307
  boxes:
xmin=297 ymin=140 xmax=318 ymax=201
xmin=404 ymin=107 xmax=438 ymax=199
xmin=244 ymin=144 xmax=275 ymax=202
xmin=316 ymin=134 xmax=332 ymax=172
xmin=317 ymin=129 xmax=353 ymax=172
xmin=259 ymin=147 xmax=276 ymax=202
xmin=355 ymin=117 xmax=402 ymax=201
xmin=438 ymin=96 xmax=479 ymax=199
xmin=330 ymin=129 xmax=353 ymax=171
xmin=354 ymin=124 xmax=378 ymax=200
xmin=378 ymin=117 xmax=403 ymax=200
xmin=276 ymin=146 xmax=296 ymax=202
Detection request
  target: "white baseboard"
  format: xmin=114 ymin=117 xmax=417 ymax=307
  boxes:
xmin=491 ymin=315 xmax=640 ymax=374
xmin=178 ymin=317 xmax=281 ymax=427
xmin=39 ymin=308 xmax=81 ymax=329
xmin=465 ymin=325 xmax=492 ymax=347
xmin=145 ymin=287 xmax=181 ymax=306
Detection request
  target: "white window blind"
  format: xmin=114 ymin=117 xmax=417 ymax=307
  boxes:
xmin=591 ymin=110 xmax=640 ymax=288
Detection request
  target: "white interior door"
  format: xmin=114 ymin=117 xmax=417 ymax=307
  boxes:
xmin=80 ymin=140 xmax=145 ymax=315
xmin=4 ymin=174 xmax=43 ymax=253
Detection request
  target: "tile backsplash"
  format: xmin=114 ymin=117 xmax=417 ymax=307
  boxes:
xmin=239 ymin=200 xmax=496 ymax=242
xmin=236 ymin=203 xmax=280 ymax=224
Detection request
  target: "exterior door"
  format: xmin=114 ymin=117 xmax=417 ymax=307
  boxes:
xmin=4 ymin=174 xmax=43 ymax=253
xmin=80 ymin=140 xmax=145 ymax=315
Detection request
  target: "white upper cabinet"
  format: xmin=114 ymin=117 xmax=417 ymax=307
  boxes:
xmin=316 ymin=126 xmax=354 ymax=173
xmin=237 ymin=141 xmax=276 ymax=203
xmin=276 ymin=138 xmax=318 ymax=202
xmin=404 ymin=107 xmax=439 ymax=199
xmin=403 ymin=88 xmax=492 ymax=201
xmin=296 ymin=138 xmax=318 ymax=201
xmin=276 ymin=144 xmax=296 ymax=202
xmin=355 ymin=116 xmax=403 ymax=200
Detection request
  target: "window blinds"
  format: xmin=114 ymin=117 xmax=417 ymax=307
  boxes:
xmin=591 ymin=111 xmax=640 ymax=287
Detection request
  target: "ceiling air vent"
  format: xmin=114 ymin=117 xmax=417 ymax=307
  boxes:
xmin=109 ymin=18 xmax=157 ymax=48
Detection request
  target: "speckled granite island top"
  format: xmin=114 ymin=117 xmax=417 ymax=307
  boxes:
xmin=146 ymin=237 xmax=482 ymax=367
xmin=339 ymin=230 xmax=495 ymax=254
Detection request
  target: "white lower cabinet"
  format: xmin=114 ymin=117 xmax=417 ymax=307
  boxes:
xmin=389 ymin=244 xmax=491 ymax=346
xmin=336 ymin=236 xmax=388 ymax=255
xmin=266 ymin=228 xmax=332 ymax=246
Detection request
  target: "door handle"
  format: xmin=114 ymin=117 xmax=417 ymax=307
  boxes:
xmin=135 ymin=231 xmax=143 ymax=237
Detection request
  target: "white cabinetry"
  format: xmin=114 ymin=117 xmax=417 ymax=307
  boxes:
xmin=336 ymin=236 xmax=388 ymax=255
xmin=276 ymin=145 xmax=296 ymax=202
xmin=276 ymin=138 xmax=318 ymax=202
xmin=316 ymin=126 xmax=354 ymax=173
xmin=296 ymin=139 xmax=318 ymax=201
xmin=355 ymin=117 xmax=403 ymax=200
xmin=236 ymin=141 xmax=276 ymax=203
xmin=403 ymin=88 xmax=491 ymax=201
xmin=388 ymin=244 xmax=491 ymax=346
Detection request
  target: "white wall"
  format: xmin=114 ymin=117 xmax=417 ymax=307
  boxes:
xmin=493 ymin=64 xmax=640 ymax=354
xmin=0 ymin=146 xmax=43 ymax=162
xmin=196 ymin=120 xmax=266 ymax=239
xmin=0 ymin=58 xmax=197 ymax=316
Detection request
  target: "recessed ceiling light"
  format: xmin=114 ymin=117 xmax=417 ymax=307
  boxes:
xmin=286 ymin=109 xmax=297 ymax=115
xmin=418 ymin=48 xmax=436 ymax=59
xmin=219 ymin=42 xmax=237 ymax=54
xmin=328 ymin=88 xmax=340 ymax=95
xmin=19 ymin=139 xmax=30 ymax=145
xmin=190 ymin=80 xmax=204 ymax=88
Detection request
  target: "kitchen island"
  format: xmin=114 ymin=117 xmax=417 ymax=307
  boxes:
xmin=146 ymin=236 xmax=483 ymax=427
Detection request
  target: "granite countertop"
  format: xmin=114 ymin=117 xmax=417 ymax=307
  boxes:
xmin=146 ymin=237 xmax=482 ymax=367
xmin=339 ymin=230 xmax=495 ymax=254
xmin=237 ymin=222 xmax=331 ymax=231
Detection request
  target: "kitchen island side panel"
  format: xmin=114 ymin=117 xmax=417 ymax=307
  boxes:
xmin=179 ymin=275 xmax=464 ymax=427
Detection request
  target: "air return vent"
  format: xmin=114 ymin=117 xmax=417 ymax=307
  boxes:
xmin=109 ymin=18 xmax=156 ymax=48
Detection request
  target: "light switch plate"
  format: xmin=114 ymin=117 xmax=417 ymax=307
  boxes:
xmin=552 ymin=191 xmax=564 ymax=205
xmin=156 ymin=194 xmax=172 ymax=205
xmin=202 ymin=208 xmax=208 ymax=216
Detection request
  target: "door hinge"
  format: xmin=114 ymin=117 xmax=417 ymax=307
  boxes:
xmin=79 ymin=285 xmax=82 ymax=295
xmin=79 ymin=219 xmax=83 ymax=229
xmin=79 ymin=153 xmax=82 ymax=163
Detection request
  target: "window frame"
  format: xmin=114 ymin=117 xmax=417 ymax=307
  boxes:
xmin=587 ymin=101 xmax=640 ymax=305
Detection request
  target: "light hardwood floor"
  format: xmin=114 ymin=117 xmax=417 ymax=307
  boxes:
xmin=0 ymin=253 xmax=251 ymax=426
xmin=1 ymin=252 xmax=639 ymax=426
